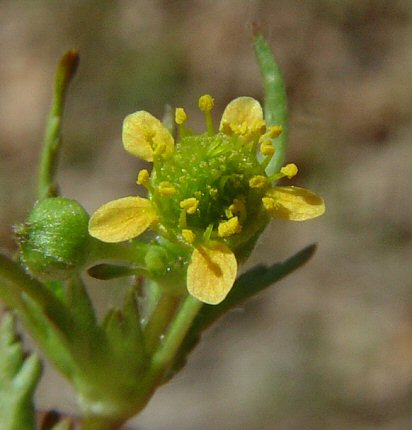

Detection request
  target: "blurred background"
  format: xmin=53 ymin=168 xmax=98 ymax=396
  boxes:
xmin=1 ymin=0 xmax=412 ymax=429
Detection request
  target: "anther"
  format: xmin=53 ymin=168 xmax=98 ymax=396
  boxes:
xmin=198 ymin=94 xmax=215 ymax=135
xmin=136 ymin=169 xmax=150 ymax=187
xmin=198 ymin=95 xmax=214 ymax=112
xmin=218 ymin=217 xmax=242 ymax=237
xmin=280 ymin=163 xmax=298 ymax=179
xmin=249 ymin=175 xmax=268 ymax=188
xmin=158 ymin=181 xmax=176 ymax=196
xmin=260 ymin=140 xmax=275 ymax=156
xmin=182 ymin=229 xmax=196 ymax=244
xmin=180 ymin=197 xmax=199 ymax=214
xmin=175 ymin=107 xmax=188 ymax=125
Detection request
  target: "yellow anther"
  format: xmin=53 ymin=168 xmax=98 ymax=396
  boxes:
xmin=158 ymin=181 xmax=176 ymax=196
xmin=180 ymin=197 xmax=199 ymax=214
xmin=182 ymin=229 xmax=196 ymax=244
xmin=249 ymin=175 xmax=268 ymax=189
xmin=198 ymin=94 xmax=214 ymax=112
xmin=262 ymin=196 xmax=277 ymax=212
xmin=280 ymin=163 xmax=298 ymax=179
xmin=268 ymin=125 xmax=283 ymax=138
xmin=218 ymin=217 xmax=242 ymax=238
xmin=136 ymin=169 xmax=150 ymax=187
xmin=260 ymin=140 xmax=275 ymax=156
xmin=175 ymin=107 xmax=188 ymax=125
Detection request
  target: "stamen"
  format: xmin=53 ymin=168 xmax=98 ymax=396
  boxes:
xmin=158 ymin=181 xmax=176 ymax=196
xmin=280 ymin=163 xmax=298 ymax=179
xmin=198 ymin=95 xmax=214 ymax=112
xmin=218 ymin=217 xmax=242 ymax=237
xmin=260 ymin=140 xmax=275 ymax=156
xmin=249 ymin=175 xmax=268 ymax=189
xmin=268 ymin=163 xmax=299 ymax=182
xmin=180 ymin=197 xmax=199 ymax=214
xmin=182 ymin=229 xmax=196 ymax=244
xmin=198 ymin=94 xmax=215 ymax=135
xmin=268 ymin=125 xmax=283 ymax=138
xmin=175 ymin=107 xmax=188 ymax=139
xmin=175 ymin=108 xmax=188 ymax=125
xmin=136 ymin=169 xmax=150 ymax=188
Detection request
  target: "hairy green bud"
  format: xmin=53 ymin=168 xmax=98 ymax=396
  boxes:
xmin=17 ymin=197 xmax=90 ymax=280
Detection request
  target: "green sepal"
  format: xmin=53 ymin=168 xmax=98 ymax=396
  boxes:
xmin=165 ymin=243 xmax=317 ymax=381
xmin=37 ymin=49 xmax=79 ymax=200
xmin=0 ymin=313 xmax=42 ymax=430
xmin=88 ymin=264 xmax=137 ymax=280
xmin=253 ymin=32 xmax=288 ymax=176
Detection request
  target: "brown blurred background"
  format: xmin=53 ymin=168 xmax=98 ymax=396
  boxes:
xmin=1 ymin=1 xmax=412 ymax=429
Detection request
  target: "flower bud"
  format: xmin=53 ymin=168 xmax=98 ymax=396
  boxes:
xmin=17 ymin=197 xmax=90 ymax=280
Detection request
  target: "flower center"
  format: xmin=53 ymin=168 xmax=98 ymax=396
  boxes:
xmin=151 ymin=132 xmax=269 ymax=244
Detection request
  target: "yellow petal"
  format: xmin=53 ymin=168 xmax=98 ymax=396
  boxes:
xmin=187 ymin=244 xmax=237 ymax=305
xmin=89 ymin=196 xmax=158 ymax=243
xmin=264 ymin=186 xmax=325 ymax=221
xmin=122 ymin=111 xmax=174 ymax=161
xmin=219 ymin=97 xmax=265 ymax=139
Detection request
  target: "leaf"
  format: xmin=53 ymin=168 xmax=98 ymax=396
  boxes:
xmin=0 ymin=313 xmax=42 ymax=430
xmin=166 ymin=244 xmax=317 ymax=380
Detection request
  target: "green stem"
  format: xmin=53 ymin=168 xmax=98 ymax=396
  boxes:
xmin=37 ymin=49 xmax=79 ymax=200
xmin=253 ymin=32 xmax=288 ymax=176
xmin=150 ymin=295 xmax=202 ymax=374
xmin=143 ymin=293 xmax=180 ymax=353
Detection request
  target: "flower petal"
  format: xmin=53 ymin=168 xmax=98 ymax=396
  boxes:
xmin=219 ymin=97 xmax=265 ymax=139
xmin=122 ymin=111 xmax=174 ymax=161
xmin=88 ymin=196 xmax=158 ymax=243
xmin=264 ymin=186 xmax=325 ymax=221
xmin=187 ymin=244 xmax=237 ymax=305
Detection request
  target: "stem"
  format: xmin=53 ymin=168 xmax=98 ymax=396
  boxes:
xmin=143 ymin=293 xmax=179 ymax=353
xmin=150 ymin=295 xmax=202 ymax=374
xmin=37 ymin=49 xmax=79 ymax=200
xmin=253 ymin=33 xmax=288 ymax=176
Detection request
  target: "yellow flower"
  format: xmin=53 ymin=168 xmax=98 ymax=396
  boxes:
xmin=89 ymin=95 xmax=325 ymax=305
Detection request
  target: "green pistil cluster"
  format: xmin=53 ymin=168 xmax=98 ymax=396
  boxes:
xmin=150 ymin=130 xmax=270 ymax=252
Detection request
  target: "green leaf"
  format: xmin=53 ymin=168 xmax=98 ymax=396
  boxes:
xmin=166 ymin=244 xmax=317 ymax=380
xmin=253 ymin=32 xmax=288 ymax=176
xmin=0 ymin=313 xmax=42 ymax=430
